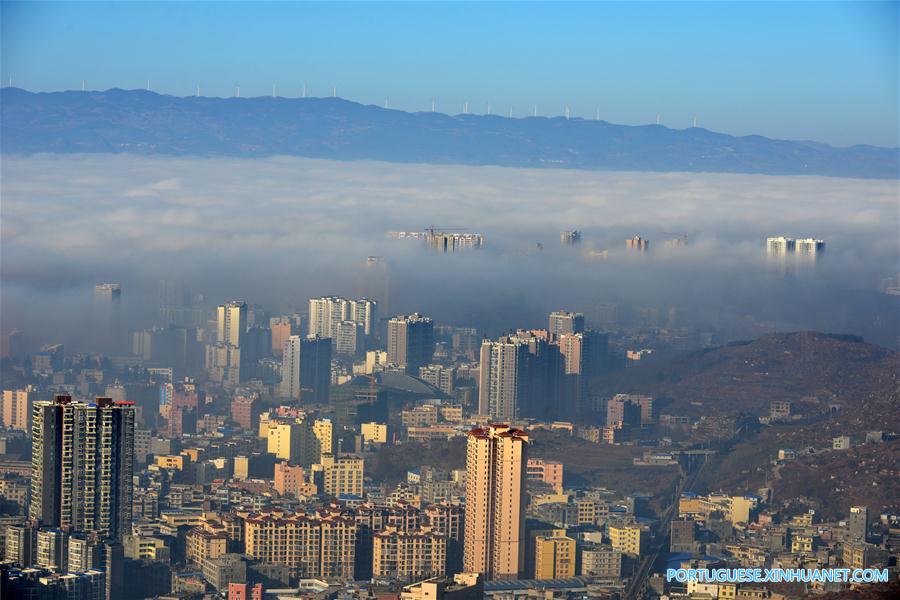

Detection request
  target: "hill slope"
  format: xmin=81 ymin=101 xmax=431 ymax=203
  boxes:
xmin=595 ymin=332 xmax=899 ymax=431
xmin=1 ymin=88 xmax=897 ymax=178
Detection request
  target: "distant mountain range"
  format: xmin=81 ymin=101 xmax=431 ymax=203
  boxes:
xmin=1 ymin=88 xmax=897 ymax=178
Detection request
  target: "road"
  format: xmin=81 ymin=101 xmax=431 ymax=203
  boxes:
xmin=623 ymin=454 xmax=706 ymax=600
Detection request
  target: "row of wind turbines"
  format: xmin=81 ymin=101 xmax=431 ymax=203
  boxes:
xmin=7 ymin=75 xmax=701 ymax=126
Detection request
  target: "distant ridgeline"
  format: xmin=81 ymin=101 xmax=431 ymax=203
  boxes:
xmin=1 ymin=88 xmax=897 ymax=179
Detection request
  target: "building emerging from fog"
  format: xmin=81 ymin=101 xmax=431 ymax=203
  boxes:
xmin=560 ymin=230 xmax=581 ymax=245
xmin=767 ymin=237 xmax=826 ymax=265
xmin=308 ymin=296 xmax=377 ymax=354
xmin=206 ymin=301 xmax=248 ymax=386
xmin=626 ymin=235 xmax=649 ymax=251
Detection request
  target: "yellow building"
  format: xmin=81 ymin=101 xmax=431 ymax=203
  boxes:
xmin=534 ymin=531 xmax=576 ymax=579
xmin=155 ymin=454 xmax=190 ymax=471
xmin=608 ymin=524 xmax=644 ymax=556
xmin=373 ymin=527 xmax=447 ymax=581
xmin=319 ymin=455 xmax=365 ymax=497
xmin=185 ymin=526 xmax=227 ymax=565
xmin=361 ymin=422 xmax=388 ymax=444
xmin=313 ymin=418 xmax=334 ymax=460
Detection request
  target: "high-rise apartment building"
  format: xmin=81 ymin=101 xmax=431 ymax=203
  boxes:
xmin=626 ymin=235 xmax=650 ymax=251
xmin=280 ymin=335 xmax=332 ymax=403
xmin=2 ymin=386 xmax=32 ymax=431
xmin=30 ymin=396 xmax=135 ymax=541
xmin=477 ymin=338 xmax=529 ymax=421
xmin=93 ymin=283 xmax=123 ymax=354
xmin=207 ymin=301 xmax=248 ymax=386
xmin=548 ymin=311 xmax=584 ymax=340
xmin=308 ymin=296 xmax=377 ymax=352
xmin=387 ymin=314 xmax=435 ymax=375
xmin=270 ymin=316 xmax=294 ymax=356
xmin=349 ymin=298 xmax=378 ymax=339
xmin=463 ymin=425 xmax=529 ymax=581
xmin=795 ymin=238 xmax=826 ymax=256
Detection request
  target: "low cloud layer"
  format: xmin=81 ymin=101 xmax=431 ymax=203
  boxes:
xmin=2 ymin=154 xmax=898 ymax=350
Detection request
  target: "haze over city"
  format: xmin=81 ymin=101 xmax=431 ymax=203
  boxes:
xmin=0 ymin=2 xmax=898 ymax=600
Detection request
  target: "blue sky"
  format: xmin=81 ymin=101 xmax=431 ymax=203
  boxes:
xmin=2 ymin=1 xmax=897 ymax=147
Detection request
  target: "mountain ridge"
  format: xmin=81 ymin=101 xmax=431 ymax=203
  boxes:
xmin=2 ymin=87 xmax=897 ymax=178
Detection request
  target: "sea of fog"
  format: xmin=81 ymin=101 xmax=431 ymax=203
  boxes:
xmin=2 ymin=154 xmax=898 ymax=350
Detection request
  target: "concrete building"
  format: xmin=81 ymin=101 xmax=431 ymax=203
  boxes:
xmin=526 ymin=459 xmax=564 ymax=493
xmin=2 ymin=387 xmax=32 ymax=431
xmin=270 ymin=316 xmax=294 ymax=356
xmin=280 ymin=335 xmax=332 ymax=403
xmin=361 ymin=422 xmax=388 ymax=444
xmin=274 ymin=462 xmax=317 ymax=497
xmin=670 ymin=518 xmax=696 ymax=553
xmin=533 ymin=530 xmax=576 ymax=579
xmin=243 ymin=509 xmax=357 ymax=581
xmin=319 ymin=455 xmax=365 ymax=497
xmin=626 ymin=236 xmax=649 ymax=252
xmin=207 ymin=301 xmax=248 ymax=386
xmin=796 ymin=238 xmax=826 ymax=256
xmin=579 ymin=544 xmax=621 ymax=579
xmin=202 ymin=553 xmax=247 ymax=591
xmin=548 ymin=311 xmax=584 ymax=339
xmin=766 ymin=236 xmax=796 ymax=256
xmin=231 ymin=395 xmax=260 ymax=431
xmin=477 ymin=338 xmax=529 ymax=421
xmin=388 ymin=314 xmax=435 ymax=375
xmin=849 ymin=506 xmax=869 ymax=543
xmin=608 ymin=523 xmax=644 ymax=556
xmin=309 ymin=296 xmax=377 ymax=349
xmin=463 ymin=425 xmax=529 ymax=581
xmin=30 ymin=396 xmax=135 ymax=541
xmin=419 ymin=364 xmax=456 ymax=395
xmin=373 ymin=527 xmax=447 ymax=581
